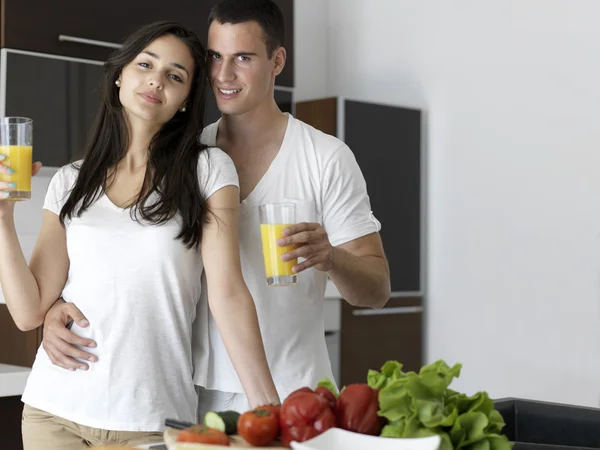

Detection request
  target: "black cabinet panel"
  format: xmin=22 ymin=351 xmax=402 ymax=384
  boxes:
xmin=3 ymin=1 xmax=210 ymax=63
xmin=4 ymin=51 xmax=104 ymax=166
xmin=0 ymin=396 xmax=24 ymax=450
xmin=344 ymin=100 xmax=422 ymax=292
xmin=2 ymin=0 xmax=294 ymax=88
xmin=341 ymin=297 xmax=423 ymax=386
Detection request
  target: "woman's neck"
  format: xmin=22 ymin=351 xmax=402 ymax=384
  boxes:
xmin=121 ymin=115 xmax=162 ymax=172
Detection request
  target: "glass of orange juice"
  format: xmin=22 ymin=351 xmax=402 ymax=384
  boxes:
xmin=259 ymin=203 xmax=298 ymax=286
xmin=0 ymin=117 xmax=33 ymax=201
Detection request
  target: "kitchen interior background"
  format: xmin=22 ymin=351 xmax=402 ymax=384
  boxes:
xmin=2 ymin=0 xmax=600 ymax=413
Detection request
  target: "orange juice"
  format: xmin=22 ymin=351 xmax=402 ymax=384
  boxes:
xmin=0 ymin=145 xmax=32 ymax=200
xmin=260 ymin=223 xmax=297 ymax=278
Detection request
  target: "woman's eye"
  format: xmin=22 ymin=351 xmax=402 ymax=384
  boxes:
xmin=169 ymin=74 xmax=183 ymax=83
xmin=139 ymin=62 xmax=150 ymax=68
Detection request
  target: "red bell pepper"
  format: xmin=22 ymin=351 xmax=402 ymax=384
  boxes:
xmin=335 ymin=384 xmax=385 ymax=436
xmin=280 ymin=388 xmax=336 ymax=447
xmin=314 ymin=386 xmax=337 ymax=409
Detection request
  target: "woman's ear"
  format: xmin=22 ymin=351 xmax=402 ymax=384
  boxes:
xmin=272 ymin=47 xmax=287 ymax=77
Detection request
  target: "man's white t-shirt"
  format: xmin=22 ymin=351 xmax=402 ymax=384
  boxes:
xmin=192 ymin=114 xmax=381 ymax=400
xmin=21 ymin=148 xmax=238 ymax=431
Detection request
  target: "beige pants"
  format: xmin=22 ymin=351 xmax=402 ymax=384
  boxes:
xmin=22 ymin=404 xmax=164 ymax=450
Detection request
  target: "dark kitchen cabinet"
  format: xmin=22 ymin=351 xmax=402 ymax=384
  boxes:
xmin=296 ymin=98 xmax=423 ymax=293
xmin=295 ymin=98 xmax=425 ymax=385
xmin=344 ymin=100 xmax=422 ymax=293
xmin=0 ymin=304 xmax=39 ymax=450
xmin=2 ymin=50 xmax=104 ymax=166
xmin=0 ymin=396 xmax=24 ymax=450
xmin=340 ymin=297 xmax=423 ymax=386
xmin=0 ymin=0 xmax=294 ymax=87
xmin=1 ymin=1 xmax=211 ymax=62
xmin=0 ymin=304 xmax=41 ymax=368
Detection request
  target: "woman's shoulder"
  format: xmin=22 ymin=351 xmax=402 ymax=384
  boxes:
xmin=197 ymin=146 xmax=235 ymax=172
xmin=196 ymin=147 xmax=239 ymax=198
xmin=50 ymin=160 xmax=83 ymax=187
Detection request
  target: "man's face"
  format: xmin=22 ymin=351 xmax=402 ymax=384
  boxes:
xmin=207 ymin=20 xmax=284 ymax=117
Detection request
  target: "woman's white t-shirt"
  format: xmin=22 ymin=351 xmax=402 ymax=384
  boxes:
xmin=21 ymin=148 xmax=238 ymax=431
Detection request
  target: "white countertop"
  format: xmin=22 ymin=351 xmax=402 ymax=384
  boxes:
xmin=2 ymin=280 xmax=343 ymax=305
xmin=0 ymin=364 xmax=31 ymax=397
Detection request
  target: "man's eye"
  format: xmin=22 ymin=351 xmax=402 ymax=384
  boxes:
xmin=237 ymin=56 xmax=249 ymax=62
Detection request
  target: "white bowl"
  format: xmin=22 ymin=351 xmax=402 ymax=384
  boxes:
xmin=290 ymin=428 xmax=442 ymax=450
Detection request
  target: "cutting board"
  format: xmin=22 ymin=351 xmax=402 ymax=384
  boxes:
xmin=163 ymin=427 xmax=288 ymax=449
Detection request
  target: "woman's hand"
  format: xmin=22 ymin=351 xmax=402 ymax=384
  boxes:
xmin=0 ymin=159 xmax=42 ymax=218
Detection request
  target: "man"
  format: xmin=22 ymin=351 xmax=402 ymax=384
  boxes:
xmin=41 ymin=0 xmax=391 ymax=416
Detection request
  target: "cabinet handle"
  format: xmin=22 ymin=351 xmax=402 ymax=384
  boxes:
xmin=352 ymin=306 xmax=423 ymax=317
xmin=58 ymin=35 xmax=122 ymax=49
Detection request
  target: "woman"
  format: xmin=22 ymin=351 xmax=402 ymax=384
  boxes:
xmin=0 ymin=21 xmax=279 ymax=450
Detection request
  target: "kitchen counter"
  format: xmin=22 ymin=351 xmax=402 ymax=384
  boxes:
xmin=0 ymin=280 xmax=344 ymax=305
xmin=0 ymin=364 xmax=31 ymax=397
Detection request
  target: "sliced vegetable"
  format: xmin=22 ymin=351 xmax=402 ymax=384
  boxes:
xmin=203 ymin=410 xmax=240 ymax=435
xmin=176 ymin=425 xmax=230 ymax=446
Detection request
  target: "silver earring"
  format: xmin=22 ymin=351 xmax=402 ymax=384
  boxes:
xmin=180 ymin=107 xmax=186 ymax=112
xmin=115 ymin=80 xmax=121 ymax=87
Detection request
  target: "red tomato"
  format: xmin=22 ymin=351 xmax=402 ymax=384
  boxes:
xmin=177 ymin=425 xmax=230 ymax=446
xmin=258 ymin=404 xmax=282 ymax=422
xmin=238 ymin=407 xmax=280 ymax=446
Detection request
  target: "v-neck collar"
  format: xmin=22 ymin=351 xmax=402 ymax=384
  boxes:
xmin=213 ymin=114 xmax=294 ymax=207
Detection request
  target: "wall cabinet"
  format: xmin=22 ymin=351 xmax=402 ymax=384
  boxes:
xmin=295 ymin=97 xmax=424 ymax=385
xmin=0 ymin=304 xmax=41 ymax=368
xmin=340 ymin=298 xmax=423 ymax=385
xmin=0 ymin=396 xmax=24 ymax=450
xmin=0 ymin=0 xmax=294 ymax=87
xmin=0 ymin=1 xmax=294 ymax=168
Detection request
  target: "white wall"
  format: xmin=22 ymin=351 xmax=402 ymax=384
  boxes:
xmin=322 ymin=0 xmax=600 ymax=407
xmin=293 ymin=0 xmax=330 ymax=102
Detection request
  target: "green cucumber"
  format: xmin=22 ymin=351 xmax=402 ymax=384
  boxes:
xmin=203 ymin=410 xmax=240 ymax=435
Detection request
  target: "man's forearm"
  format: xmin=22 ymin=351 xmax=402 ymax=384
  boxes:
xmin=327 ymin=246 xmax=391 ymax=308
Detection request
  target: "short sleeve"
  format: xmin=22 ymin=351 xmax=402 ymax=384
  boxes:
xmin=322 ymin=144 xmax=382 ymax=247
xmin=43 ymin=164 xmax=79 ymax=216
xmin=198 ymin=147 xmax=239 ymax=199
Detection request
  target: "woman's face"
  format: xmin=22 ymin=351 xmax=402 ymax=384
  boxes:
xmin=117 ymin=34 xmax=195 ymax=127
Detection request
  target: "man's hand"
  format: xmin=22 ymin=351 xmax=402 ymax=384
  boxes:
xmin=42 ymin=299 xmax=97 ymax=371
xmin=278 ymin=222 xmax=334 ymax=273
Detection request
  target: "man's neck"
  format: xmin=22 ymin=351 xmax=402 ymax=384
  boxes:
xmin=218 ymin=99 xmax=288 ymax=150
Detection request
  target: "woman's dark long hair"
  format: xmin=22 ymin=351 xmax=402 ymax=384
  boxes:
xmin=60 ymin=21 xmax=210 ymax=249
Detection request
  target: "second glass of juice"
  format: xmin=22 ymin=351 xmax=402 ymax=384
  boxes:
xmin=0 ymin=117 xmax=33 ymax=201
xmin=258 ymin=203 xmax=298 ymax=286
